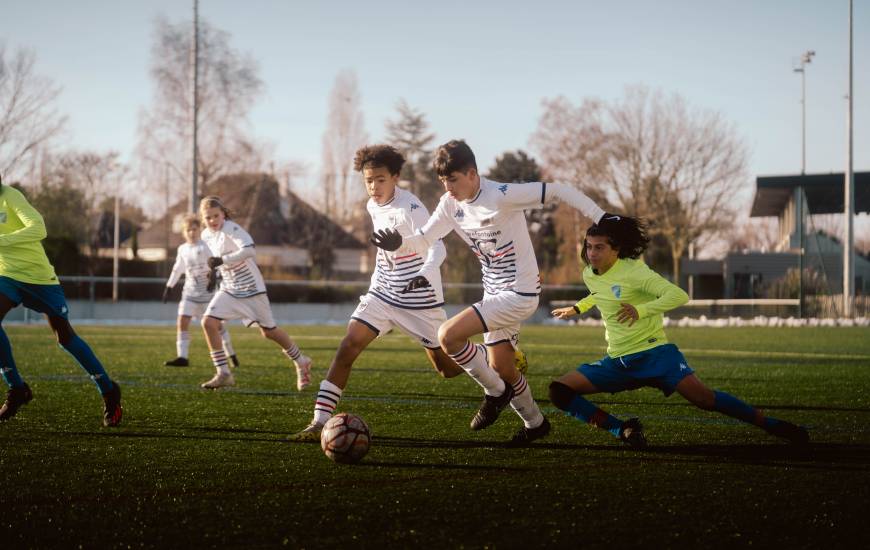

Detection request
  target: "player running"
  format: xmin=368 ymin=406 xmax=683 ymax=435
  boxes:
xmin=198 ymin=196 xmax=311 ymax=390
xmin=371 ymin=139 xmax=613 ymax=446
xmin=549 ymin=217 xmax=809 ymax=447
xmin=0 ymin=175 xmax=122 ymax=426
xmin=288 ymin=144 xmax=471 ymax=440
xmin=162 ymin=214 xmax=237 ymax=368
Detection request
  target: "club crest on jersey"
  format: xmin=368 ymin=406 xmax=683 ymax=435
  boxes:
xmin=0 ymin=211 xmax=6 ymax=224
xmin=498 ymin=184 xmax=508 ymax=195
xmin=454 ymin=208 xmax=465 ymax=220
xmin=611 ymin=285 xmax=622 ymax=298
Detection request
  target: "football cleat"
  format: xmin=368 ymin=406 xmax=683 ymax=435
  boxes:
xmin=766 ymin=420 xmax=809 ymax=445
xmin=201 ymin=372 xmax=235 ymax=389
xmin=514 ymin=348 xmax=529 ymax=375
xmin=0 ymin=383 xmax=33 ymax=421
xmin=285 ymin=422 xmax=323 ymax=442
xmin=102 ymin=382 xmax=123 ymax=427
xmin=506 ymin=417 xmax=552 ymax=447
xmin=294 ymin=355 xmax=312 ymax=391
xmin=470 ymin=383 xmax=515 ymax=431
xmin=229 ymin=354 xmax=240 ymax=368
xmin=619 ymin=418 xmax=648 ymax=449
xmin=163 ymin=357 xmax=189 ymax=367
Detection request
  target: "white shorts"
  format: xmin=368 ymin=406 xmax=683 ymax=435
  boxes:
xmin=473 ymin=292 xmax=539 ymax=348
xmin=177 ymin=298 xmax=210 ymax=319
xmin=204 ymin=291 xmax=277 ymax=329
xmin=351 ymin=293 xmax=446 ymax=349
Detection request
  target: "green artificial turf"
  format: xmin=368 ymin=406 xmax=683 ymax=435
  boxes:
xmin=1 ymin=324 xmax=868 ymax=548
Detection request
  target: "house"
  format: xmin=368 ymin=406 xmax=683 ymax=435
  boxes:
xmin=682 ymin=171 xmax=870 ymax=299
xmin=130 ymin=173 xmax=370 ymax=276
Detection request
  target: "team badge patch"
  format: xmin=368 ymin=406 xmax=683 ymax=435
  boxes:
xmin=0 ymin=211 xmax=6 ymax=223
xmin=611 ymin=285 xmax=622 ymax=298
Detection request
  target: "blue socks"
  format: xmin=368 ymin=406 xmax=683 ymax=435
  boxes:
xmin=60 ymin=335 xmax=113 ymax=394
xmin=0 ymin=326 xmax=25 ymax=388
xmin=713 ymin=390 xmax=781 ymax=428
xmin=565 ymin=395 xmax=624 ymax=437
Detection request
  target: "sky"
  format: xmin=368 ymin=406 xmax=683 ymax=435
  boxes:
xmin=2 ymin=0 xmax=868 ymax=226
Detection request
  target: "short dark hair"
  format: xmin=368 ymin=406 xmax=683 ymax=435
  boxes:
xmin=353 ymin=144 xmax=405 ymax=176
xmin=581 ymin=216 xmax=650 ymax=264
xmin=433 ymin=139 xmax=477 ymax=177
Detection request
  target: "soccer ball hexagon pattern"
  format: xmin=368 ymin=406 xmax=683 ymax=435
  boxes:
xmin=320 ymin=413 xmax=371 ymax=464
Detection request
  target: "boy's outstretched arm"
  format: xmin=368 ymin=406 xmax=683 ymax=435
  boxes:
xmin=634 ymin=266 xmax=690 ymax=319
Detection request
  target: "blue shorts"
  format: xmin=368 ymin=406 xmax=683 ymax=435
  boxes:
xmin=0 ymin=276 xmax=70 ymax=319
xmin=577 ymin=343 xmax=694 ymax=397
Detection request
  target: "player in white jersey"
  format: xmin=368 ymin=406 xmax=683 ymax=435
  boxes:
xmin=371 ymin=140 xmax=613 ymax=446
xmin=162 ymin=214 xmax=237 ymax=368
xmin=287 ymin=145 xmax=466 ymax=441
xmin=197 ymin=196 xmax=312 ymax=390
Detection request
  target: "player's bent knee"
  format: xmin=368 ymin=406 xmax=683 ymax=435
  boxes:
xmin=549 ymin=381 xmax=577 ymax=410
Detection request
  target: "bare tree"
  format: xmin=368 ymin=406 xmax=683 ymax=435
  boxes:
xmin=0 ymin=45 xmax=66 ymax=181
xmin=532 ymin=86 xmax=749 ymax=281
xmin=135 ymin=16 xmax=265 ymax=210
xmin=320 ymin=69 xmax=367 ymax=223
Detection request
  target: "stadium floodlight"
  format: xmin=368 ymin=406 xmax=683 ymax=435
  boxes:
xmin=793 ymin=50 xmax=815 ymax=175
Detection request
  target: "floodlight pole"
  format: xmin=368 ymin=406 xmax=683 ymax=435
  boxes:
xmin=189 ymin=0 xmax=200 ymax=214
xmin=844 ymin=0 xmax=855 ymax=318
xmin=794 ymin=50 xmax=814 ymax=318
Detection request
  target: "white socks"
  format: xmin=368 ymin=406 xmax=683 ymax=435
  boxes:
xmin=509 ymin=374 xmax=544 ymax=428
xmin=448 ymin=341 xmax=506 ymax=396
xmin=312 ymin=379 xmax=343 ymax=426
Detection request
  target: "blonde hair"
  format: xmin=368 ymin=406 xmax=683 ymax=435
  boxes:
xmin=181 ymin=213 xmax=201 ymax=230
xmin=199 ymin=195 xmax=233 ymax=220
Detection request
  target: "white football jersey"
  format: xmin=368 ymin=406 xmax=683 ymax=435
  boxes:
xmin=201 ymin=220 xmax=266 ymax=298
xmin=368 ymin=188 xmax=445 ymax=309
xmin=167 ymin=241 xmax=214 ymax=303
xmin=408 ymin=177 xmax=604 ymax=296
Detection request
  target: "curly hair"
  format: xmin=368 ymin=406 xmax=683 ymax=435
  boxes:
xmin=353 ymin=144 xmax=405 ymax=176
xmin=432 ymin=139 xmax=477 ymax=177
xmin=580 ymin=215 xmax=650 ymax=264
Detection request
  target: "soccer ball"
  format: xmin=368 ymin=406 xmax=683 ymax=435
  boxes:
xmin=321 ymin=413 xmax=371 ymax=464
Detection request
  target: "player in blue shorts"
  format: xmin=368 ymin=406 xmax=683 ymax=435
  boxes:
xmin=0 ymin=175 xmax=122 ymax=426
xmin=549 ymin=217 xmax=808 ymax=448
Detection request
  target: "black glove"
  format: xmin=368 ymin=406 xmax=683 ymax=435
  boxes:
xmin=402 ymin=275 xmax=431 ymax=293
xmin=206 ymin=269 xmax=218 ymax=292
xmin=207 ymin=256 xmax=224 ymax=269
xmin=369 ymin=228 xmax=403 ymax=252
xmin=162 ymin=286 xmax=171 ymax=303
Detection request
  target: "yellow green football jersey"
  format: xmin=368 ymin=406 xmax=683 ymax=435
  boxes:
xmin=576 ymin=258 xmax=689 ymax=357
xmin=0 ymin=186 xmax=58 ymax=285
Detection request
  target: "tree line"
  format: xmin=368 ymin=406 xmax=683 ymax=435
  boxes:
xmin=2 ymin=15 xmax=819 ymax=286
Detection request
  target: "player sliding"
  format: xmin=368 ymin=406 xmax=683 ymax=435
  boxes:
xmin=198 ymin=196 xmax=311 ymax=390
xmin=162 ymin=214 xmax=238 ymax=368
xmin=549 ymin=217 xmax=809 ymax=447
xmin=288 ymin=144 xmax=467 ymax=441
xmin=371 ymin=139 xmax=614 ymax=446
xmin=0 ymin=175 xmax=122 ymax=426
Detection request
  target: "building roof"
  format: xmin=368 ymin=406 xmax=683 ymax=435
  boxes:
xmin=750 ymin=172 xmax=870 ymax=217
xmin=136 ymin=173 xmax=365 ymax=250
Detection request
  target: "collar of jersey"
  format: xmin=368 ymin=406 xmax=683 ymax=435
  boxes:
xmin=466 ymin=185 xmax=483 ymax=204
xmin=590 ymin=258 xmax=625 ymax=279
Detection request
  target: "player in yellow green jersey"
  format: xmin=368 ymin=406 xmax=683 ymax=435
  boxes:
xmin=0 ymin=175 xmax=122 ymax=426
xmin=549 ymin=216 xmax=808 ymax=448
